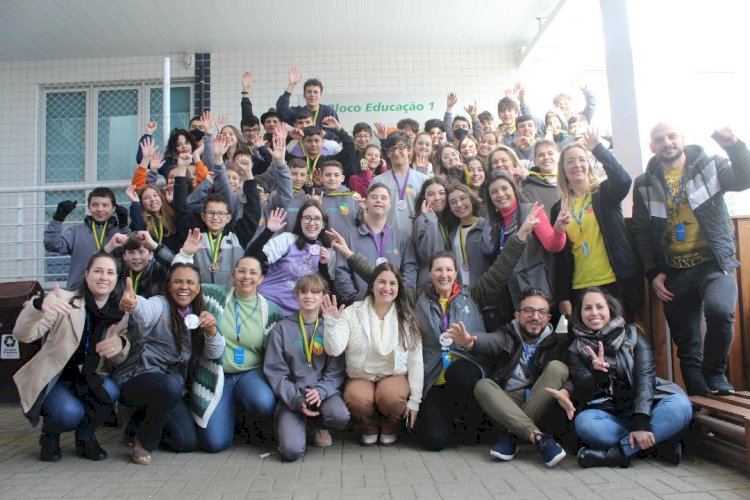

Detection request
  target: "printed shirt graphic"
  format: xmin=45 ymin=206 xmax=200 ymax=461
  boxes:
xmin=663 ymin=169 xmax=712 ymax=269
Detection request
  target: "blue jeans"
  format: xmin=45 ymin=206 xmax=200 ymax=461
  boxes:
xmin=575 ymin=394 xmax=692 ymax=457
xmin=41 ymin=376 xmax=119 ymax=440
xmin=663 ymin=261 xmax=737 ymax=392
xmin=198 ymin=368 xmax=276 ymax=452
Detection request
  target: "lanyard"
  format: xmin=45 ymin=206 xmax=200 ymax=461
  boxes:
xmin=571 ymin=194 xmax=592 ymax=257
xmin=129 ymin=270 xmax=144 ymax=295
xmin=459 ymin=217 xmax=478 ymax=264
xmin=178 ymin=306 xmax=192 ymax=319
xmin=439 ymin=223 xmax=450 ymax=248
xmin=152 ymin=218 xmax=164 ymax=245
xmin=464 ymin=167 xmax=471 ymax=186
xmin=207 ymin=232 xmax=223 ymax=264
xmin=325 ymin=191 xmax=353 ymax=197
xmin=498 ymin=224 xmax=506 ymax=251
xmin=234 ymin=296 xmax=259 ymax=345
xmin=664 ymin=168 xmax=687 ymax=212
xmin=83 ymin=313 xmax=92 ymax=353
xmin=91 ymin=221 xmax=107 ymax=250
xmin=390 ymin=169 xmax=411 ymax=201
xmin=522 ymin=340 xmax=540 ymax=379
xmin=305 ymin=154 xmax=321 ymax=180
xmin=366 ymin=224 xmax=390 ymax=258
xmin=498 ymin=209 xmax=520 ymax=251
xmin=297 ymin=313 xmax=320 ymax=366
xmin=312 ymin=106 xmax=320 ymax=126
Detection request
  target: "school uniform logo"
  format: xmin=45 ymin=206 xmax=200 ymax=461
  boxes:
xmin=339 ymin=202 xmax=350 ymax=215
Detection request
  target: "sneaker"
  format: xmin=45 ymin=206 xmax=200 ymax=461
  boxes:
xmin=490 ymin=432 xmax=517 ymax=460
xmin=534 ymin=432 xmax=566 ymax=467
xmin=379 ymin=434 xmax=398 ymax=445
xmin=705 ymin=373 xmax=735 ymax=395
xmin=361 ymin=434 xmax=378 ymax=446
xmin=654 ymin=441 xmax=682 ymax=466
xmin=312 ymin=428 xmax=333 ymax=448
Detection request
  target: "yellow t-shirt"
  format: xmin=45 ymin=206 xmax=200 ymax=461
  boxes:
xmin=566 ymin=193 xmax=616 ymax=289
xmin=663 ymin=168 xmax=712 ymax=268
xmin=434 ymin=297 xmax=455 ymax=387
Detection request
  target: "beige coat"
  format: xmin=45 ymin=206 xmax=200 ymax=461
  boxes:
xmin=12 ymin=290 xmax=130 ymax=425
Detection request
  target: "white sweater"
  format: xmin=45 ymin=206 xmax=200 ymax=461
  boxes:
xmin=324 ymin=298 xmax=423 ymax=411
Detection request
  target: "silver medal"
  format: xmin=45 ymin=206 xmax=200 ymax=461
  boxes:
xmin=309 ymin=244 xmax=321 ymax=255
xmin=184 ymin=314 xmax=200 ymax=330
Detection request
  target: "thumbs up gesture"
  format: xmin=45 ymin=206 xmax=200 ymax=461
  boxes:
xmin=41 ymin=284 xmax=72 ymax=317
xmin=119 ymin=277 xmax=138 ymax=313
xmin=95 ymin=324 xmax=123 ymax=359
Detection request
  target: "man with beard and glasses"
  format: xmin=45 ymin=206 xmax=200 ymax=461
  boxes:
xmin=445 ymin=288 xmax=571 ymax=468
xmin=631 ymin=123 xmax=750 ymax=396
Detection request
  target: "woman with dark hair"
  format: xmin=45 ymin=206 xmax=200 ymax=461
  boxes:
xmin=444 ymin=183 xmax=490 ymax=286
xmin=125 ymin=182 xmax=191 ymax=254
xmin=434 ymin=143 xmax=465 ymax=182
xmin=412 ymin=177 xmax=451 ymax=286
xmin=551 ymin=130 xmax=642 ymax=320
xmin=464 ymin=156 xmax=487 ymax=200
xmin=116 ymin=263 xmax=225 ymax=465
xmin=565 ymin=288 xmax=692 ymax=468
xmin=480 ymin=171 xmax=566 ymax=327
xmin=247 ymin=201 xmax=332 ymax=316
xmin=13 ymin=252 xmax=130 ymax=462
xmin=322 ymin=262 xmax=422 ymax=446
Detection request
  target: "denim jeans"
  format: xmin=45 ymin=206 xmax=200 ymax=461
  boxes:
xmin=575 ymin=394 xmax=693 ymax=457
xmin=663 ymin=260 xmax=737 ymax=392
xmin=121 ymin=371 xmax=185 ymax=451
xmin=198 ymin=367 xmax=276 ymax=452
xmin=41 ymin=376 xmax=119 ymax=440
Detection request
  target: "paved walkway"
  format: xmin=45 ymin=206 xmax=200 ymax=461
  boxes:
xmin=0 ymin=403 xmax=748 ymax=499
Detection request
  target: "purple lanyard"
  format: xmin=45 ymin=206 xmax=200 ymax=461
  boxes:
xmin=390 ymin=169 xmax=411 ymax=201
xmin=366 ymin=224 xmax=390 ymax=258
xmin=440 ymin=308 xmax=449 ymax=331
xmin=177 ymin=306 xmax=192 ymax=319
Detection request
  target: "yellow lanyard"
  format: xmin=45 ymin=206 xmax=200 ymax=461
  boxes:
xmin=313 ymin=106 xmax=320 ymax=125
xmin=297 ymin=313 xmax=320 ymax=366
xmin=439 ymin=223 xmax=450 ymax=249
xmin=305 ymin=155 xmax=321 ymax=181
xmin=152 ymin=218 xmax=163 ymax=245
xmin=129 ymin=270 xmax=144 ymax=295
xmin=91 ymin=221 xmax=107 ymax=250
xmin=207 ymin=232 xmax=223 ymax=264
xmin=325 ymin=191 xmax=353 ymax=197
xmin=459 ymin=217 xmax=478 ymax=264
xmin=464 ymin=167 xmax=471 ymax=186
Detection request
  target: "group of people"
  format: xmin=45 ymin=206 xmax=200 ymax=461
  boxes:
xmin=16 ymin=67 xmax=750 ymax=470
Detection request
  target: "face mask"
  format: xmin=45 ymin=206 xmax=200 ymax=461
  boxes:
xmin=191 ymin=129 xmax=205 ymax=142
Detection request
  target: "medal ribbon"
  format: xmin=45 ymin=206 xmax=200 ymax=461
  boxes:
xmin=91 ymin=221 xmax=108 ymax=250
xmin=305 ymin=154 xmax=321 ymax=181
xmin=129 ymin=270 xmax=144 ymax=295
xmin=325 ymin=191 xmax=354 ymax=197
xmin=390 ymin=169 xmax=411 ymax=202
xmin=208 ymin=232 xmax=223 ymax=264
xmin=297 ymin=313 xmax=320 ymax=365
xmin=459 ymin=217 xmax=478 ymax=265
xmin=152 ymin=218 xmax=164 ymax=245
xmin=366 ymin=223 xmax=390 ymax=259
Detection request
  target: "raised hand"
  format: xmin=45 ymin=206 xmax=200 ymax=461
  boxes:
xmin=212 ymin=133 xmax=229 ymax=161
xmin=514 ymin=82 xmax=526 ymax=103
xmin=149 ymin=151 xmax=164 ymax=172
xmin=181 ymin=228 xmax=203 ymax=256
xmin=176 ymin=152 xmax=192 ymax=167
xmin=145 ymin=121 xmax=157 ymax=135
xmin=321 ymin=116 xmax=342 ymax=131
xmin=711 ymin=127 xmax=738 ymax=148
xmin=585 ymin=341 xmax=611 ymax=372
xmin=125 ymin=184 xmax=139 ymax=203
xmin=544 ymin=388 xmax=575 ymax=420
xmin=583 ymin=127 xmax=601 ymax=151
xmin=444 ymin=321 xmax=477 ymax=349
xmin=265 ymin=208 xmax=288 ymax=233
xmin=192 ymin=143 xmax=204 ymax=164
xmin=95 ymin=324 xmax=124 ymax=359
xmin=164 ymin=185 xmax=174 ymax=204
xmin=321 ymin=294 xmax=344 ymax=319
xmin=288 ymin=66 xmax=302 ymax=90
xmin=319 ymin=246 xmax=330 ymax=265
xmin=136 ymin=230 xmax=158 ymax=251
xmin=198 ymin=311 xmax=217 ymax=337
xmin=464 ymin=101 xmax=478 ymax=118
xmin=415 ymin=151 xmax=430 ymax=167
xmin=119 ymin=277 xmax=137 ymax=313
xmin=518 ymin=202 xmax=542 ymax=240
xmin=140 ymin=136 xmax=156 ymax=163
xmin=200 ymin=111 xmax=214 ymax=134
xmin=41 ymin=284 xmax=72 ymax=317
xmin=234 ymin=154 xmax=253 ymax=180
xmin=421 ymin=199 xmax=433 ymax=214
xmin=324 ymin=228 xmax=352 ymax=258
xmin=554 ymin=201 xmax=571 ymax=233
xmin=446 ymin=92 xmax=458 ymax=110
xmin=104 ymin=232 xmax=128 ymax=253
xmin=373 ymin=122 xmax=387 ymax=141
xmin=241 ymin=71 xmax=254 ymax=92
xmin=216 ymin=115 xmax=228 ymax=131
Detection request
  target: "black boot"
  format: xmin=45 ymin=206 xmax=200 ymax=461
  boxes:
xmin=39 ymin=432 xmax=61 ymax=462
xmin=75 ymin=434 xmax=107 ymax=461
xmin=577 ymin=445 xmax=629 ymax=468
xmin=654 ymin=441 xmax=682 ymax=465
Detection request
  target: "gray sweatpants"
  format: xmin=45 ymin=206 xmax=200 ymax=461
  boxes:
xmin=275 ymin=394 xmax=349 ymax=462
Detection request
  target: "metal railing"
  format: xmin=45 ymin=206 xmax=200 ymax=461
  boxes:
xmin=0 ymin=182 xmax=131 ymax=287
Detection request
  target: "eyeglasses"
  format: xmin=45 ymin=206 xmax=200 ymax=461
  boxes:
xmin=387 ymin=144 xmax=409 ymax=153
xmin=442 ymin=152 xmax=461 ymax=160
xmin=448 ymin=195 xmax=469 ymax=207
xmin=519 ymin=307 xmax=550 ymax=317
xmin=301 ymin=215 xmax=324 ymax=225
xmin=204 ymin=210 xmax=229 ymax=219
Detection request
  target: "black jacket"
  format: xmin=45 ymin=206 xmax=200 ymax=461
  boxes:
xmin=551 ymin=144 xmax=642 ymax=304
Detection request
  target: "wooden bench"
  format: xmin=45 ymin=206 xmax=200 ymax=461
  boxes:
xmin=689 ymin=391 xmax=750 ymax=473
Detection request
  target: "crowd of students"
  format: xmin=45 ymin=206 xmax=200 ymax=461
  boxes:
xmin=15 ymin=67 xmax=750 ymax=470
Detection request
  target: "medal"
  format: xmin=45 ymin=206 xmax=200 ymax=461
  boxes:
xmin=208 ymin=262 xmax=218 ymax=273
xmin=184 ymin=314 xmax=200 ymax=330
xmin=352 ymin=192 xmax=361 ymax=202
xmin=309 ymin=244 xmax=321 ymax=255
xmin=439 ymin=332 xmax=454 ymax=349
xmin=376 ymin=257 xmax=387 ymax=265
xmin=306 ymin=362 xmax=313 ymax=369
xmin=305 ymin=179 xmax=314 ymax=188
xmin=397 ymin=199 xmax=407 ymax=211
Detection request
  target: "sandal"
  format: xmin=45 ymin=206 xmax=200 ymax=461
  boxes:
xmin=130 ymin=437 xmax=152 ymax=465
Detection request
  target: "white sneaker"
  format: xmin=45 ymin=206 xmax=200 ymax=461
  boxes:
xmin=361 ymin=434 xmax=378 ymax=446
xmin=379 ymin=434 xmax=398 ymax=445
xmin=312 ymin=428 xmax=332 ymax=448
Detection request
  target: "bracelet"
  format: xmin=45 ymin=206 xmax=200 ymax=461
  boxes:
xmin=241 ymin=91 xmax=249 ymax=95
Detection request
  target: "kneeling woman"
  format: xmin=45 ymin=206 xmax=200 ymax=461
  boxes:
xmin=567 ymin=288 xmax=692 ymax=468
xmin=13 ymin=252 xmax=130 ymax=462
xmin=116 ymin=263 xmax=224 ymax=464
xmin=323 ymin=263 xmax=423 ymax=446
xmin=264 ymin=274 xmax=349 ymax=461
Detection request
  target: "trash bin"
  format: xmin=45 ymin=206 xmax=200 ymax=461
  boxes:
xmin=0 ymin=281 xmax=43 ymax=402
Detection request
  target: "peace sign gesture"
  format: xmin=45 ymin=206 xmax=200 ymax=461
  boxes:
xmin=585 ymin=341 xmax=610 ymax=372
